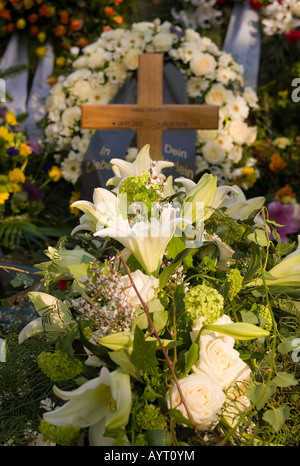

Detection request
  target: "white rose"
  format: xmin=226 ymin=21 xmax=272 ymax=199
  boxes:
xmin=71 ymin=80 xmax=93 ymax=101
xmin=123 ymin=48 xmax=141 ymax=70
xmin=228 ymin=120 xmax=249 ymax=145
xmin=190 ymin=52 xmax=217 ymax=77
xmin=61 ymin=106 xmax=81 ymax=128
xmin=120 ymin=269 xmax=159 ymax=307
xmin=228 ymin=145 xmax=243 ymax=163
xmin=167 ymin=373 xmax=225 ymax=430
xmin=291 ymin=2 xmax=300 ymax=17
xmin=152 ymin=32 xmax=174 ymax=52
xmin=87 ymin=50 xmax=106 ymax=69
xmin=205 ymin=83 xmax=228 ymax=107
xmin=193 ymin=333 xmax=252 ymax=389
xmin=73 ymin=56 xmax=89 ymax=69
xmin=202 ymin=141 xmax=226 ymax=165
xmin=190 ymin=314 xmax=235 ymax=347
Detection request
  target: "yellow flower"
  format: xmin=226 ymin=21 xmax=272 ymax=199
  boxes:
xmin=0 ymin=1 xmax=6 ymax=12
xmin=0 ymin=192 xmax=9 ymax=204
xmin=0 ymin=127 xmax=14 ymax=146
xmin=8 ymin=168 xmax=25 ymax=184
xmin=69 ymin=191 xmax=81 ymax=216
xmin=36 ymin=46 xmax=46 ymax=58
xmin=10 ymin=183 xmax=22 ymax=193
xmin=269 ymin=153 xmax=287 ymax=172
xmin=37 ymin=32 xmax=47 ymax=43
xmin=19 ymin=143 xmax=32 ymax=157
xmin=5 ymin=112 xmax=17 ymax=126
xmin=48 ymin=165 xmax=62 ymax=182
xmin=234 ymin=167 xmax=257 ymax=189
xmin=23 ymin=0 xmax=34 ymax=8
xmin=16 ymin=18 xmax=26 ymax=29
xmin=55 ymin=56 xmax=66 ymax=67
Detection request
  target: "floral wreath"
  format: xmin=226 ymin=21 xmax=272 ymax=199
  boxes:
xmin=44 ymin=19 xmax=260 ymax=191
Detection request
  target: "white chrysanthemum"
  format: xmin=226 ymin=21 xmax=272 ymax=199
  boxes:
xmin=202 ymin=141 xmax=226 ymax=165
xmin=60 ymin=151 xmax=83 ymax=184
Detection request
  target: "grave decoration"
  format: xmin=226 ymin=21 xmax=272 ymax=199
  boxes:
xmin=3 ymin=144 xmax=298 ymax=447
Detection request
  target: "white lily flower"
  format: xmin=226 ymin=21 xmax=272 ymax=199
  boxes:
xmin=106 ymin=144 xmax=174 ymax=187
xmin=175 ymin=174 xmax=236 ymax=222
xmin=249 ymin=235 xmax=300 ymax=288
xmin=34 ymin=246 xmax=96 ymax=280
xmin=95 ymin=204 xmax=189 ymax=276
xmin=71 ymin=187 xmax=122 ymax=235
xmin=19 ymin=292 xmax=74 ymax=344
xmin=43 ymin=367 xmax=131 ymax=446
xmin=218 ymin=185 xmax=265 ymax=221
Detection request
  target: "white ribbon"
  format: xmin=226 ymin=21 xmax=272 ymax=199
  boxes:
xmin=223 ymin=0 xmax=261 ymax=90
xmin=25 ymin=43 xmax=54 ymax=143
xmin=0 ymin=33 xmax=28 ymax=114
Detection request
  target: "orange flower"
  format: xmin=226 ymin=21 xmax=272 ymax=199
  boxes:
xmin=28 ymin=13 xmax=39 ymax=23
xmin=70 ymin=19 xmax=82 ymax=31
xmin=55 ymin=24 xmax=67 ymax=37
xmin=103 ymin=25 xmax=112 ymax=32
xmin=76 ymin=37 xmax=89 ymax=48
xmin=6 ymin=23 xmax=15 ymax=33
xmin=114 ymin=0 xmax=124 ymax=4
xmin=0 ymin=10 xmax=12 ymax=21
xmin=61 ymin=41 xmax=70 ymax=49
xmin=29 ymin=25 xmax=39 ymax=36
xmin=47 ymin=76 xmax=57 ymax=86
xmin=9 ymin=0 xmax=20 ymax=7
xmin=269 ymin=152 xmax=287 ymax=172
xmin=275 ymin=184 xmax=296 ymax=204
xmin=60 ymin=10 xmax=69 ymax=24
xmin=114 ymin=15 xmax=123 ymax=24
xmin=104 ymin=6 xmax=116 ymax=15
xmin=39 ymin=4 xmax=50 ymax=16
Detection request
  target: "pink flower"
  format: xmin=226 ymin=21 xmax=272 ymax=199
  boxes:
xmin=268 ymin=201 xmax=300 ymax=242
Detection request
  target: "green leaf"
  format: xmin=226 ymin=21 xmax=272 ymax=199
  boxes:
xmin=109 ymin=349 xmax=141 ymax=380
xmin=244 ymin=242 xmax=261 ymax=282
xmin=262 ymin=405 xmax=290 ymax=432
xmin=271 ymin=372 xmax=298 ymax=387
xmin=166 ymin=236 xmax=186 ymax=259
xmin=144 ymin=430 xmax=172 ymax=446
xmin=247 ymin=229 xmax=268 ymax=247
xmin=246 ymin=381 xmax=277 ymax=410
xmin=131 ymin=326 xmax=158 ymax=372
xmin=168 ymin=409 xmax=194 ymax=428
xmin=184 ymin=342 xmax=199 ymax=375
xmin=159 ymin=260 xmax=181 ymax=289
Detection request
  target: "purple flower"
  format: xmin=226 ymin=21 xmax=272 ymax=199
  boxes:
xmin=23 ymin=181 xmax=43 ymax=202
xmin=268 ymin=201 xmax=300 ymax=242
xmin=11 ymin=125 xmax=21 ymax=133
xmin=25 ymin=140 xmax=41 ymax=156
xmin=6 ymin=147 xmax=19 ymax=155
xmin=0 ymin=107 xmax=6 ymax=119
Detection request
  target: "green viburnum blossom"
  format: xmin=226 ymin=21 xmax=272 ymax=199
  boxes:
xmin=227 ymin=268 xmax=243 ymax=299
xmin=37 ymin=351 xmax=83 ymax=382
xmin=184 ymin=284 xmax=224 ymax=324
xmin=43 ymin=366 xmax=131 ymax=446
xmin=39 ymin=420 xmax=81 ymax=446
xmin=119 ymin=171 xmax=163 ymax=215
xmin=134 ymin=402 xmax=167 ymax=431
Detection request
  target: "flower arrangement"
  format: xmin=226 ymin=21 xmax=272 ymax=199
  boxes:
xmin=249 ymin=0 xmax=300 ymax=40
xmin=0 ymin=0 xmax=130 ymax=72
xmin=43 ymin=19 xmax=260 ymax=192
xmin=171 ymin=0 xmax=242 ymax=32
xmin=0 ymin=105 xmax=68 ymax=251
xmin=5 ymin=144 xmax=299 ymax=447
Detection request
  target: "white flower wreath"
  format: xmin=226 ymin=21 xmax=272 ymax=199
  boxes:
xmin=44 ymin=19 xmax=259 ymax=187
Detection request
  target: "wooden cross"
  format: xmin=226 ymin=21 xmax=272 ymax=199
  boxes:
xmin=81 ymin=54 xmax=219 ymax=161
